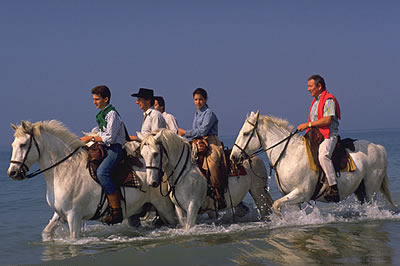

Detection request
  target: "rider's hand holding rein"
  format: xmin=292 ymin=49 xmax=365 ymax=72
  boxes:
xmin=80 ymin=135 xmax=102 ymax=143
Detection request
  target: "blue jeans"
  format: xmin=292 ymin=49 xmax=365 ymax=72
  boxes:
xmin=97 ymin=144 xmax=122 ymax=195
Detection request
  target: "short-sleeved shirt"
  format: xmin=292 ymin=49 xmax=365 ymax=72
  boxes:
xmin=141 ymin=107 xmax=166 ymax=135
xmin=310 ymin=96 xmax=339 ymax=136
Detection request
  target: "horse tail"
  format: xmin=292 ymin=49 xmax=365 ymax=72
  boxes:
xmin=380 ymin=170 xmax=396 ymax=209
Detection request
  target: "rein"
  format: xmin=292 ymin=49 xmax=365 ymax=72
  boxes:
xmin=234 ymin=117 xmax=298 ymax=194
xmin=10 ymin=132 xmax=82 ymax=179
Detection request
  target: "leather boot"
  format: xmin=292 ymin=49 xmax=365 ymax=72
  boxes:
xmin=102 ymin=191 xmax=123 ymax=225
xmin=324 ymin=184 xmax=340 ymax=203
xmin=215 ymin=188 xmax=226 ymax=210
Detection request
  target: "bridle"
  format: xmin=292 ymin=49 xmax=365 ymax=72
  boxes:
xmin=143 ymin=142 xmax=167 ymax=184
xmin=233 ymin=116 xmax=298 ymax=193
xmin=233 ymin=117 xmax=264 ymax=161
xmin=10 ymin=131 xmax=81 ymax=179
xmin=10 ymin=131 xmax=40 ymax=178
xmin=143 ymin=140 xmax=190 ymax=209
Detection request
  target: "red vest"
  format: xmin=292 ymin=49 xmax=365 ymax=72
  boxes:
xmin=307 ymin=90 xmax=341 ymax=139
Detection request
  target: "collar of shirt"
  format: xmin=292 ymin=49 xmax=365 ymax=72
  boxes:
xmin=196 ymin=105 xmax=208 ymax=114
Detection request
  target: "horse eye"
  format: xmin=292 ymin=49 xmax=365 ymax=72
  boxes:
xmin=154 ymin=152 xmax=159 ymax=157
xmin=243 ymin=131 xmax=250 ymax=136
xmin=20 ymin=143 xmax=27 ymax=148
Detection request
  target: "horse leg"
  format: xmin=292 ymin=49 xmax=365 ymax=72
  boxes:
xmin=272 ymin=188 xmax=306 ymax=217
xmin=42 ymin=212 xmax=64 ymax=241
xmin=249 ymin=185 xmax=274 ymax=218
xmin=185 ymin=201 xmax=200 ymax=230
xmin=66 ymin=212 xmax=82 ymax=239
xmin=354 ymin=179 xmax=366 ymax=204
xmin=175 ymin=206 xmax=186 ymax=228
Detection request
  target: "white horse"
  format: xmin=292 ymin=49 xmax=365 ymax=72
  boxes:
xmin=7 ymin=120 xmax=176 ymax=239
xmin=139 ymin=129 xmax=274 ymax=230
xmin=230 ymin=111 xmax=395 ymax=215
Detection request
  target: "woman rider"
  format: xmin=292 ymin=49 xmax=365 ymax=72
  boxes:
xmin=178 ymin=88 xmax=228 ymax=209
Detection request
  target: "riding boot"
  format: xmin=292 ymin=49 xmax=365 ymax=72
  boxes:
xmin=324 ymin=184 xmax=340 ymax=203
xmin=102 ymin=191 xmax=123 ymax=225
xmin=215 ymin=188 xmax=226 ymax=210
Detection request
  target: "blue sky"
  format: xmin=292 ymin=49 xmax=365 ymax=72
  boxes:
xmin=2 ymin=1 xmax=399 ymax=147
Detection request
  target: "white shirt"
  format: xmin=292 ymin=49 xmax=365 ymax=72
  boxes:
xmin=141 ymin=107 xmax=166 ymax=135
xmin=162 ymin=112 xmax=179 ymax=133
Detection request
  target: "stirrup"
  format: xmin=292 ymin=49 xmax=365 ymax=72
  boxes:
xmin=101 ymin=207 xmax=123 ymax=225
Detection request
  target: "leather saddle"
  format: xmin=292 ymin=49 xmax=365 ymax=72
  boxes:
xmin=85 ymin=143 xmax=143 ymax=188
xmin=305 ymin=128 xmax=356 ymax=174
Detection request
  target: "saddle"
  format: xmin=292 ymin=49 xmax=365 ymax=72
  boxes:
xmin=85 ymin=143 xmax=143 ymax=188
xmin=304 ymin=128 xmax=356 ymax=174
xmin=304 ymin=128 xmax=357 ymax=201
xmin=224 ymin=148 xmax=247 ymax=177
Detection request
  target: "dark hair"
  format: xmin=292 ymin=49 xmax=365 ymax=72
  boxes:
xmin=91 ymin=85 xmax=111 ymax=103
xmin=308 ymin=74 xmax=326 ymax=90
xmin=192 ymin=88 xmax=208 ymax=100
xmin=154 ymin=96 xmax=165 ymax=112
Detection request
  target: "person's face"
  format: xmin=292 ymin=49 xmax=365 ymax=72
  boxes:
xmin=193 ymin=94 xmax=207 ymax=110
xmin=136 ymin=97 xmax=151 ymax=111
xmin=154 ymin=100 xmax=163 ymax=112
xmin=93 ymin=94 xmax=108 ymax=110
xmin=307 ymin=79 xmax=323 ymax=98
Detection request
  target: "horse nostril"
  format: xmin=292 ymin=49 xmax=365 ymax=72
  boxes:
xmin=152 ymin=181 xmax=159 ymax=188
xmin=9 ymin=170 xmax=17 ymax=178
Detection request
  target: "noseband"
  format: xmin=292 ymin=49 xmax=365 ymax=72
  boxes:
xmin=10 ymin=131 xmax=40 ymax=178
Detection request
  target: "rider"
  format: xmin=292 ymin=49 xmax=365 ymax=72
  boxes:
xmin=178 ymin=88 xmax=228 ymax=209
xmin=154 ymin=96 xmax=179 ymax=133
xmin=80 ymin=85 xmax=126 ymax=225
xmin=129 ymin=88 xmax=166 ymax=141
xmin=297 ymin=74 xmax=341 ymax=202
xmin=129 ymin=88 xmax=166 ymax=226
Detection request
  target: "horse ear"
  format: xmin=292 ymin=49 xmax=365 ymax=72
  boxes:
xmin=154 ymin=130 xmax=163 ymax=142
xmin=137 ymin=132 xmax=144 ymax=141
xmin=10 ymin=123 xmax=17 ymax=131
xmin=255 ymin=110 xmax=260 ymax=120
xmin=21 ymin=121 xmax=28 ymax=131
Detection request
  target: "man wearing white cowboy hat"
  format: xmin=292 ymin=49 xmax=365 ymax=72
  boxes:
xmin=129 ymin=88 xmax=166 ymax=141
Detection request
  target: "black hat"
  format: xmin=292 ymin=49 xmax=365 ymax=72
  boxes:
xmin=131 ymin=88 xmax=154 ymax=99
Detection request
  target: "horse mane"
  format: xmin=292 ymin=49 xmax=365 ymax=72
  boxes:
xmin=258 ymin=115 xmax=294 ymax=133
xmin=15 ymin=120 xmax=83 ymax=150
xmin=141 ymin=129 xmax=189 ymax=155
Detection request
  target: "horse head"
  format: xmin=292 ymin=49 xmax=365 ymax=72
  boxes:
xmin=231 ymin=110 xmax=262 ymax=164
xmin=140 ymin=130 xmax=168 ymax=188
xmin=8 ymin=121 xmax=41 ymax=180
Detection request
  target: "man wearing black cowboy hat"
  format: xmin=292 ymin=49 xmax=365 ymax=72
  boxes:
xmin=128 ymin=88 xmax=167 ymax=227
xmin=129 ymin=88 xmax=166 ymax=141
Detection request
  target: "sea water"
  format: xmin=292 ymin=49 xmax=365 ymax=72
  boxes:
xmin=1 ymin=129 xmax=400 ymax=265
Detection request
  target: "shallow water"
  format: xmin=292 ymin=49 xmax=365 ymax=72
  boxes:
xmin=2 ymin=129 xmax=400 ymax=265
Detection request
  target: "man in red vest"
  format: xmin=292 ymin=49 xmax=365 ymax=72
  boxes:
xmin=297 ymin=75 xmax=341 ymax=202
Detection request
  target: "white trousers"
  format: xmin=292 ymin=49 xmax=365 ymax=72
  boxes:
xmin=318 ymin=135 xmax=338 ymax=186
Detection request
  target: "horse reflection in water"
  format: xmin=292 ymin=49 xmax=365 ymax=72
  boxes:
xmin=7 ymin=120 xmax=176 ymax=239
xmin=140 ymin=129 xmax=274 ymax=230
xmin=233 ymin=223 xmax=393 ymax=265
xmin=231 ymin=111 xmax=396 ymax=215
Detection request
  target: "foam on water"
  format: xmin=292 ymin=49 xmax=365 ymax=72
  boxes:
xmin=43 ymin=198 xmax=399 ymax=247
